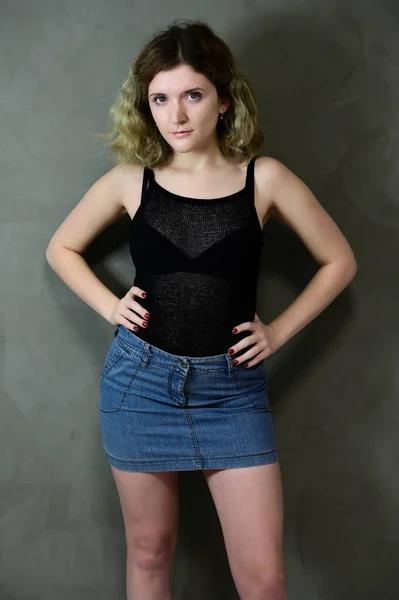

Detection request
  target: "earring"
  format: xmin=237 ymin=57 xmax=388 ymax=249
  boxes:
xmin=219 ymin=112 xmax=224 ymax=120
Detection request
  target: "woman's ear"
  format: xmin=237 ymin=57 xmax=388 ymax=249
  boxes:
xmin=219 ymin=96 xmax=230 ymax=115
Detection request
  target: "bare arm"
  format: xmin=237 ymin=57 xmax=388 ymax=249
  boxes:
xmin=45 ymin=164 xmax=139 ymax=324
xmin=257 ymin=157 xmax=358 ymax=347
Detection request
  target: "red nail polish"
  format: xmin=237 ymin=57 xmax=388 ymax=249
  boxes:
xmin=233 ymin=359 xmax=238 ymax=365
xmin=142 ymin=321 xmax=148 ymax=327
xmin=232 ymin=328 xmax=238 ymax=333
xmin=228 ymin=348 xmax=234 ymax=354
xmin=145 ymin=313 xmax=150 ymax=319
xmin=134 ymin=325 xmax=139 ymax=331
xmin=142 ymin=292 xmax=146 ymax=298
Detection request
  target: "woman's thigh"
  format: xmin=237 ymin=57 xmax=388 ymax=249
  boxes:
xmin=111 ymin=466 xmax=180 ymax=556
xmin=203 ymin=463 xmax=285 ymax=588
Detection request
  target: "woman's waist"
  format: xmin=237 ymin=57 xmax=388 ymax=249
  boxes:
xmin=132 ymin=319 xmax=255 ymax=358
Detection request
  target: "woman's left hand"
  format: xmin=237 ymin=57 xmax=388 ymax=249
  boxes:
xmin=227 ymin=312 xmax=282 ymax=367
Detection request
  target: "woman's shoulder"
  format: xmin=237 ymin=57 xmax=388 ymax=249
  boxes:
xmin=110 ymin=161 xmax=145 ymax=182
xmin=254 ymin=155 xmax=290 ymax=187
xmin=102 ymin=163 xmax=147 ymax=218
xmin=254 ymin=154 xmax=285 ymax=170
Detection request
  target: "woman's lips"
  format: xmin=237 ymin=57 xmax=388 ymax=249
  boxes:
xmin=172 ymin=130 xmax=192 ymax=137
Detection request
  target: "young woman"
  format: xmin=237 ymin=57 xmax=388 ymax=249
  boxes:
xmin=46 ymin=19 xmax=357 ymax=600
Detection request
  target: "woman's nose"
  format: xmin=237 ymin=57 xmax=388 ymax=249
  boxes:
xmin=170 ymin=103 xmax=186 ymax=123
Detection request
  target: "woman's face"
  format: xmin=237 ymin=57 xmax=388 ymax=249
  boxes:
xmin=147 ymin=63 xmax=229 ymax=154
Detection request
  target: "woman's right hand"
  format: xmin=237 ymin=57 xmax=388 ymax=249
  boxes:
xmin=109 ymin=285 xmax=150 ymax=331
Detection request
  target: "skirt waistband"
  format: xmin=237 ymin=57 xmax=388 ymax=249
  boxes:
xmin=114 ymin=324 xmax=235 ymax=372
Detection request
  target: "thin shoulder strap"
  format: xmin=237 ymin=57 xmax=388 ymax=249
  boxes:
xmin=140 ymin=166 xmax=154 ymax=205
xmin=244 ymin=156 xmax=257 ymax=202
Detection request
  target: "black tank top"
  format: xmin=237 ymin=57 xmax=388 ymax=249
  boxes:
xmin=129 ymin=157 xmax=263 ymax=357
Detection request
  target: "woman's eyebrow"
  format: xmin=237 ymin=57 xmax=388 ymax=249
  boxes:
xmin=149 ymin=87 xmax=206 ymax=97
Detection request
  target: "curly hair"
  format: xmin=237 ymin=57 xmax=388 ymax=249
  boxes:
xmin=95 ymin=19 xmax=265 ymax=168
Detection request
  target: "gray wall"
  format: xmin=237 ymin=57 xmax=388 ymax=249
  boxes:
xmin=1 ymin=1 xmax=398 ymax=598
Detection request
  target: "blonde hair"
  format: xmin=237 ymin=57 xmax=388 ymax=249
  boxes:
xmin=95 ymin=19 xmax=264 ymax=168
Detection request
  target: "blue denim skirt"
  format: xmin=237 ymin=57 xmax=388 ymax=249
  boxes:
xmin=99 ymin=324 xmax=279 ymax=472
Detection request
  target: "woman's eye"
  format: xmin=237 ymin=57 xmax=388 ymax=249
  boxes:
xmin=152 ymin=92 xmax=202 ymax=104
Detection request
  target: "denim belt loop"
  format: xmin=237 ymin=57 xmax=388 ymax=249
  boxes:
xmin=141 ymin=342 xmax=151 ymax=367
xmin=225 ymin=353 xmax=234 ymax=378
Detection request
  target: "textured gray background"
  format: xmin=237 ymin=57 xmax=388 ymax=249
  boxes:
xmin=1 ymin=1 xmax=399 ymax=598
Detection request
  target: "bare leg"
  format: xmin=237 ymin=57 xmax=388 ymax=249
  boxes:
xmin=111 ymin=466 xmax=179 ymax=600
xmin=203 ymin=463 xmax=286 ymax=600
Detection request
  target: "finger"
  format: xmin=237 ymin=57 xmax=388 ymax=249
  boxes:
xmin=243 ymin=356 xmax=266 ymax=368
xmin=119 ymin=302 xmax=149 ymax=329
xmin=228 ymin=330 xmax=257 ymax=352
xmin=128 ymin=299 xmax=150 ymax=323
xmin=130 ymin=285 xmax=147 ymax=299
xmin=124 ymin=309 xmax=149 ymax=329
xmin=118 ymin=315 xmax=139 ymax=331
xmin=232 ymin=320 xmax=253 ymax=333
xmin=238 ymin=350 xmax=267 ymax=367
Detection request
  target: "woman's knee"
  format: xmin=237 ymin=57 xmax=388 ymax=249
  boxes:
xmin=110 ymin=468 xmax=179 ymax=570
xmin=126 ymin=527 xmax=178 ymax=570
xmin=238 ymin=568 xmax=287 ymax=600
